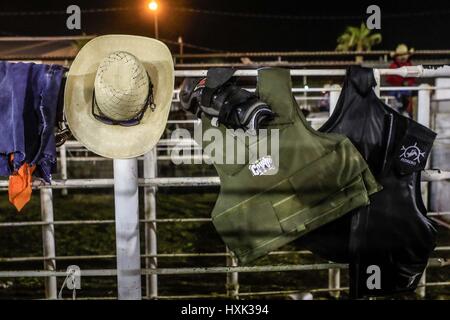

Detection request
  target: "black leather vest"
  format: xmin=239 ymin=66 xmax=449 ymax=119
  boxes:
xmin=298 ymin=66 xmax=437 ymax=297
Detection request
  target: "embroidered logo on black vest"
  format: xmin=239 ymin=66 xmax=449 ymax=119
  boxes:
xmin=399 ymin=142 xmax=425 ymax=166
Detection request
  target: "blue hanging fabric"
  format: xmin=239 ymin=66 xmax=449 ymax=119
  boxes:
xmin=0 ymin=61 xmax=65 ymax=183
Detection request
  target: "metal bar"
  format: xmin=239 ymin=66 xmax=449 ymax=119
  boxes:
xmin=328 ymin=266 xmax=340 ymax=299
xmin=3 ymin=212 xmax=450 ymax=228
xmin=174 ymin=59 xmax=450 ymax=68
xmin=63 ymin=138 xmax=200 ymax=148
xmin=428 ymin=212 xmax=450 ymax=217
xmin=0 ymin=177 xmax=221 ymax=189
xmin=58 ymin=155 xmax=208 ymax=162
xmin=421 ymin=170 xmax=450 ymax=181
xmin=173 ymin=86 xmax=448 ymax=94
xmin=174 ymin=70 xmax=347 ymax=77
xmin=225 ymin=248 xmax=239 ymax=299
xmin=373 ymin=69 xmax=381 ymax=96
xmin=0 ymin=255 xmax=116 ymax=262
xmin=0 ymin=219 xmax=116 ymax=227
xmin=0 ymin=217 xmax=211 ymax=227
xmin=416 ymin=84 xmax=432 ymax=298
xmin=174 ymin=66 xmax=450 ymax=78
xmin=138 ymin=177 xmax=221 ymax=187
xmin=1 ymin=170 xmax=448 ymax=190
xmin=328 ymin=85 xmax=341 ymax=113
xmin=1 ymin=251 xmax=448 ymax=263
xmin=0 ymin=264 xmax=347 ymax=278
xmin=40 ymin=188 xmax=57 ymax=299
xmin=143 ymin=218 xmax=212 ymax=223
xmin=152 ymin=263 xmax=345 ymax=275
xmin=418 ymin=84 xmax=432 ymax=128
xmin=143 ymin=149 xmax=158 ymax=299
xmin=113 ymin=159 xmax=142 ymax=300
xmin=151 ymin=155 xmax=208 ymax=161
xmin=59 ymin=144 xmax=68 ymax=196
xmin=327 ymin=86 xmax=341 ymax=297
xmin=0 ymin=257 xmax=448 ymax=277
xmin=0 ymin=250 xmax=317 ymax=262
xmin=417 ymin=271 xmax=427 ymax=298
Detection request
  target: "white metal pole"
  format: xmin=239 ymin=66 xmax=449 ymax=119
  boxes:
xmin=40 ymin=188 xmax=57 ymax=299
xmin=416 ymin=84 xmax=432 ymax=299
xmin=373 ymin=69 xmax=381 ymax=97
xmin=328 ymin=267 xmax=340 ymax=299
xmin=303 ymin=76 xmax=307 ymax=110
xmin=418 ymin=84 xmax=431 ymax=127
xmin=226 ymin=248 xmax=239 ymax=299
xmin=113 ymin=158 xmax=142 ymax=300
xmin=59 ymin=144 xmax=68 ymax=196
xmin=328 ymin=84 xmax=341 ymax=298
xmin=329 ymin=84 xmax=341 ymax=114
xmin=144 ymin=149 xmax=158 ymax=299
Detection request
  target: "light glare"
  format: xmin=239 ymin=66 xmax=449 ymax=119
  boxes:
xmin=148 ymin=1 xmax=158 ymax=11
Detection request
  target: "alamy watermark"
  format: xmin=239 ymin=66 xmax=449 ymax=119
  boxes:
xmin=366 ymin=5 xmax=381 ymax=30
xmin=58 ymin=265 xmax=81 ymax=300
xmin=66 ymin=5 xmax=81 ymax=30
xmin=366 ymin=265 xmax=381 ymax=290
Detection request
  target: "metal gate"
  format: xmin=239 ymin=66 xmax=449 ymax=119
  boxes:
xmin=0 ymin=66 xmax=449 ymax=299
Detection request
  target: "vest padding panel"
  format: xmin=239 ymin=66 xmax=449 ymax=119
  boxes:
xmin=205 ymin=68 xmax=381 ymax=264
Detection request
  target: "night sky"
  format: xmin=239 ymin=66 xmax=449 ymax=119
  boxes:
xmin=1 ymin=0 xmax=450 ymax=53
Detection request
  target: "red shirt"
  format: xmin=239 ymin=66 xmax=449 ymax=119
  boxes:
xmin=386 ymin=60 xmax=416 ymax=87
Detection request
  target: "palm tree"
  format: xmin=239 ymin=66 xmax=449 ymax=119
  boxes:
xmin=336 ymin=23 xmax=382 ymax=62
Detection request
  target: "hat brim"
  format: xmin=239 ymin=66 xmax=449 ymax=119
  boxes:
xmin=64 ymin=35 xmax=174 ymax=159
xmin=390 ymin=49 xmax=414 ymax=58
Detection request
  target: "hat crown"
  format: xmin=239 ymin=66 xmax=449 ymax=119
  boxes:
xmin=94 ymin=51 xmax=150 ymax=121
xmin=396 ymin=44 xmax=408 ymax=53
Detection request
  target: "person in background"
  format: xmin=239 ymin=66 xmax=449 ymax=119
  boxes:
xmin=386 ymin=44 xmax=416 ymax=117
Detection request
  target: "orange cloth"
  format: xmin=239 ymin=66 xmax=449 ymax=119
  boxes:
xmin=8 ymin=154 xmax=36 ymax=212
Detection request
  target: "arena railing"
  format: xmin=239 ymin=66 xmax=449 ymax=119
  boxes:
xmin=0 ymin=66 xmax=449 ymax=299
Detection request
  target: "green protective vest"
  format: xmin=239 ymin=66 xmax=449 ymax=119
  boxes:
xmin=202 ymin=68 xmax=381 ymax=264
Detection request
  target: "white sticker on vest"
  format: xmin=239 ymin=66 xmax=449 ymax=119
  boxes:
xmin=249 ymin=156 xmax=276 ymax=176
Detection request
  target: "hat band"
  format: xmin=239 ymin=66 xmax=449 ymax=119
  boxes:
xmin=92 ymin=73 xmax=156 ymax=127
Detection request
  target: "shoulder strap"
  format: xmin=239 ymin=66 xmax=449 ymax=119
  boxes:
xmin=256 ymin=68 xmax=296 ymax=125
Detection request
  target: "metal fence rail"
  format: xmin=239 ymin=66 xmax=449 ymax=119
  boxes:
xmin=1 ymin=257 xmax=449 ymax=277
xmin=0 ymin=66 xmax=449 ymax=300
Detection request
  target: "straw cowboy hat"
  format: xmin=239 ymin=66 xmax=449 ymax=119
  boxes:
xmin=64 ymin=35 xmax=174 ymax=159
xmin=390 ymin=44 xmax=415 ymax=58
